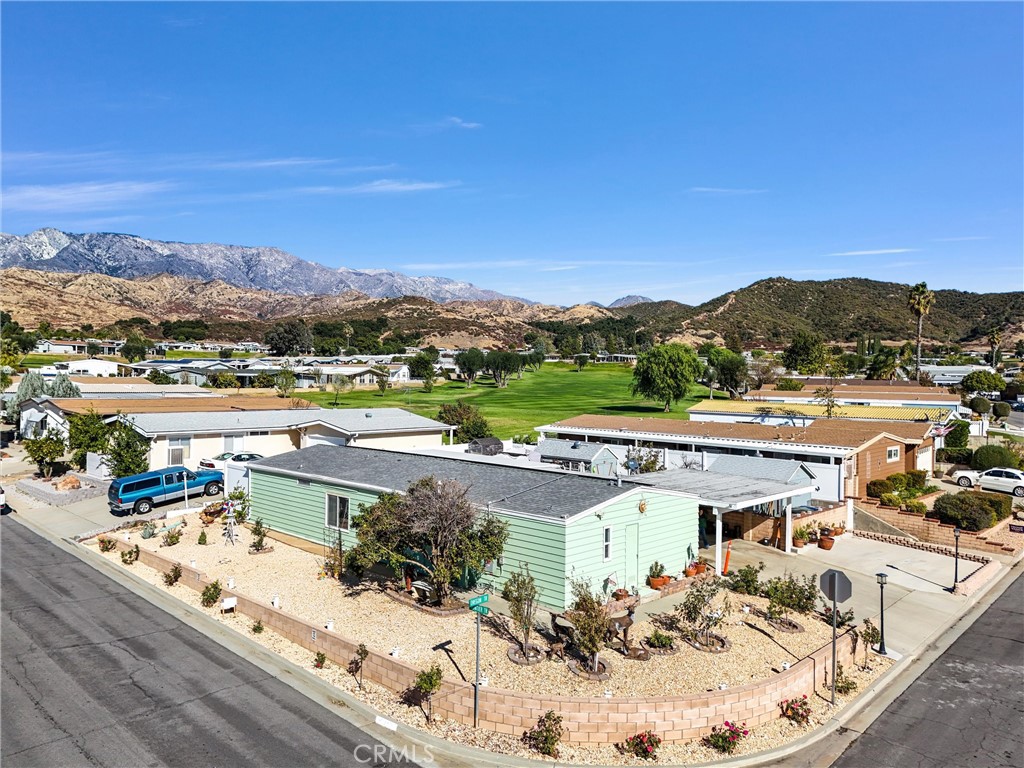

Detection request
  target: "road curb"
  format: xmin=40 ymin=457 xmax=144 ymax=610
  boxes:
xmin=9 ymin=511 xmax=1019 ymax=768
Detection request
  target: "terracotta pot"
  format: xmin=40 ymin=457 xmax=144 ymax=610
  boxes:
xmin=818 ymin=535 xmax=835 ymax=551
xmin=684 ymin=567 xmax=698 ymax=578
xmin=648 ymin=575 xmax=671 ymax=589
xmin=694 ymin=562 xmax=708 ymax=574
xmin=612 ymin=588 xmax=630 ymax=601
xmin=793 ymin=538 xmax=807 ymax=549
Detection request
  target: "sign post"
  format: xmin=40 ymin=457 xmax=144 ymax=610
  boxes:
xmin=468 ymin=594 xmax=489 ymax=727
xmin=819 ymin=569 xmax=852 ymax=705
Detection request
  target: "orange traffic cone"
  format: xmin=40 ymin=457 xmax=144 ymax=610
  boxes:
xmin=722 ymin=540 xmax=732 ymax=576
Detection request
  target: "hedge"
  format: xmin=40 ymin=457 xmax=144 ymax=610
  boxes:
xmin=879 ymin=493 xmax=902 ymax=508
xmin=993 ymin=402 xmax=1010 ymax=419
xmin=903 ymin=500 xmax=927 ymax=515
xmin=887 ymin=473 xmax=908 ymax=492
xmin=945 ymin=421 xmax=971 ymax=450
xmin=929 ymin=490 xmax=1013 ymax=532
xmin=906 ymin=469 xmax=927 ymax=490
xmin=866 ymin=479 xmax=894 ymax=499
xmin=936 ymin=448 xmax=974 ymax=465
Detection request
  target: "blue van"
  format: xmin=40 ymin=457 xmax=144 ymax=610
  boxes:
xmin=108 ymin=466 xmax=223 ymax=515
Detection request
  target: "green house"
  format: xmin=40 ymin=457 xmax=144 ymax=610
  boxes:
xmin=247 ymin=444 xmax=700 ymax=609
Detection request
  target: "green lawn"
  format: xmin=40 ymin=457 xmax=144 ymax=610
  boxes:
xmin=164 ymin=350 xmax=230 ymax=359
xmin=301 ymin=363 xmax=708 ymax=438
xmin=18 ymin=353 xmax=87 ymax=368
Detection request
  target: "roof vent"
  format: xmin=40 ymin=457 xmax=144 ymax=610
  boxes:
xmin=571 ymin=441 xmax=580 ymax=449
xmin=365 ymin=412 xmax=372 ymax=418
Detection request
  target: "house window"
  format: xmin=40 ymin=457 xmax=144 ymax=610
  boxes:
xmin=167 ymin=437 xmax=191 ymax=465
xmin=325 ymin=494 xmax=350 ymax=530
xmin=248 ymin=430 xmax=269 ymax=437
xmin=297 ymin=479 xmax=310 ymax=487
xmin=886 ymin=446 xmax=900 ymax=462
xmin=603 ymin=526 xmax=612 ymax=561
xmin=224 ymin=434 xmax=243 ymax=452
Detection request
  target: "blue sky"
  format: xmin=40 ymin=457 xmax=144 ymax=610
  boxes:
xmin=3 ymin=2 xmax=1022 ymax=306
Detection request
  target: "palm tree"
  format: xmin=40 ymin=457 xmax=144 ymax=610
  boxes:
xmin=867 ymin=348 xmax=901 ymax=382
xmin=907 ymin=282 xmax=935 ymax=381
xmin=988 ymin=328 xmax=1002 ymax=367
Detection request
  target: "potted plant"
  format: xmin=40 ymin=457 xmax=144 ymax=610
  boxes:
xmin=819 ymin=524 xmax=833 ymax=537
xmin=792 ymin=525 xmax=809 ymax=548
xmin=684 ymin=561 xmax=698 ymax=578
xmin=612 ymin=587 xmax=630 ymax=601
xmin=694 ymin=556 xmax=709 ymax=575
xmin=818 ymin=533 xmax=835 ymax=550
xmin=647 ymin=561 xmax=671 ymax=589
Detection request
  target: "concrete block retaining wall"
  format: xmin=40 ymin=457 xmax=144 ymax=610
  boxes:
xmin=109 ymin=539 xmax=856 ymax=745
xmin=856 ymin=502 xmax=1018 ymax=554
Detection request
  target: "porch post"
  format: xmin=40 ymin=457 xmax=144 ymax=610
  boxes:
xmin=784 ymin=500 xmax=793 ymax=554
xmin=714 ymin=507 xmax=724 ymax=576
xmin=846 ymin=497 xmax=854 ymax=532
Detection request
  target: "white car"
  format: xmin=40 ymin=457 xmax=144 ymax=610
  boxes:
xmin=197 ymin=452 xmax=264 ymax=471
xmin=0 ymin=485 xmax=6 ymax=512
xmin=951 ymin=467 xmax=1024 ymax=497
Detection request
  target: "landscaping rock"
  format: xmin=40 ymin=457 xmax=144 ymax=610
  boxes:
xmin=54 ymin=475 xmax=82 ymax=491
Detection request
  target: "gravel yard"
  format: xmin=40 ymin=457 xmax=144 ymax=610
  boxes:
xmin=90 ymin=513 xmax=893 ymax=761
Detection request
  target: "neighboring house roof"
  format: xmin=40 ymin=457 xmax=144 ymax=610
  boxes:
xmin=41 ymin=396 xmax=313 ymax=416
xmin=702 ymin=455 xmax=817 ymax=485
xmin=688 ymin=399 xmax=953 ymax=422
xmin=540 ymin=415 xmax=932 ymax=451
xmin=538 ymin=438 xmax=615 ymax=462
xmin=746 ymin=388 xmax=960 ymax=403
xmin=5 ymin=376 xmax=151 ymax=392
xmin=249 ymin=444 xmax=638 ymax=521
xmin=760 ymin=378 xmax=929 ymax=390
xmin=469 ymin=437 xmax=504 ymax=447
xmin=125 ymin=407 xmax=448 ymax=437
xmin=631 ymin=467 xmax=817 ymax=509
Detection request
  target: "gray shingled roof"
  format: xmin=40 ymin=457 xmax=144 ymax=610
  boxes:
xmin=249 ymin=444 xmax=636 ymax=520
xmin=538 ymin=438 xmax=614 ymax=462
xmin=705 ymin=455 xmax=816 ymax=485
xmin=127 ymin=408 xmax=448 ymax=436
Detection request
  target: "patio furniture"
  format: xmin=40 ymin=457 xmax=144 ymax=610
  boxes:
xmin=410 ymin=580 xmax=435 ymax=603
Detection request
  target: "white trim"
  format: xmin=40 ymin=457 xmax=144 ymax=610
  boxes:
xmin=886 ymin=446 xmax=900 ymax=462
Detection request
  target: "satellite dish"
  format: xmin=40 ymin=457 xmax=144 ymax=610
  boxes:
xmin=627 ymin=459 xmax=639 ymax=471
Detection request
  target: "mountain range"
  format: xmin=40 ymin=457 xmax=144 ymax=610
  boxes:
xmin=0 ymin=229 xmax=520 ymax=304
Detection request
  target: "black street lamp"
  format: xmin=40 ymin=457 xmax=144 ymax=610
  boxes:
xmin=953 ymin=527 xmax=961 ymax=591
xmin=876 ymin=572 xmax=887 ymax=656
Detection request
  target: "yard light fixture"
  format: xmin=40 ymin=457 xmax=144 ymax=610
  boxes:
xmin=952 ymin=527 xmax=961 ymax=592
xmin=876 ymin=572 xmax=887 ymax=656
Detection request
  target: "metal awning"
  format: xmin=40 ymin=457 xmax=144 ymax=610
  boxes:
xmin=629 ymin=467 xmax=817 ymax=510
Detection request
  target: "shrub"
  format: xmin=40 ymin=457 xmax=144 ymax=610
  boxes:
xmin=879 ymin=493 xmax=902 ymax=508
xmin=162 ymin=528 xmax=182 ymax=547
xmin=414 ymin=664 xmax=443 ymax=723
xmin=969 ymin=396 xmax=991 ymax=415
xmin=705 ymin=721 xmax=748 ymax=754
xmin=903 ymin=500 xmax=927 ymax=515
xmin=931 ymin=492 xmax=996 ymax=532
xmin=831 ymin=662 xmax=857 ymax=695
xmin=781 ymin=695 xmax=811 ymax=725
xmin=945 ymin=420 xmax=971 ymax=449
xmin=523 ymin=711 xmax=563 ymax=758
xmin=200 ymin=580 xmax=222 ymax=607
xmin=776 ymin=378 xmax=804 ymax=391
xmin=142 ymin=522 xmax=156 ymax=539
xmin=866 ymin=479 xmax=894 ymax=499
xmin=313 ymin=651 xmax=327 ymax=669
xmin=647 ymin=628 xmax=674 ymax=649
xmin=937 ymin=447 xmax=974 ymax=465
xmin=993 ymin=401 xmax=1010 ymax=419
xmin=860 ymin=619 xmax=881 ymax=667
xmin=198 ymin=529 xmax=208 ymax=545
xmin=821 ymin=603 xmax=856 ymax=627
xmin=98 ymin=537 xmax=117 ymax=553
xmin=975 ymin=490 xmax=1014 ymax=521
xmin=251 ymin=619 xmax=264 ymax=634
xmin=648 ymin=560 xmax=666 ymax=579
xmin=120 ymin=544 xmax=140 ymax=565
xmin=763 ymin=573 xmax=818 ymax=620
xmin=886 ymin=473 xmax=908 ymax=492
xmin=349 ymin=643 xmax=369 ymax=689
xmin=621 ymin=729 xmax=662 ymax=760
xmin=906 ymin=469 xmax=927 ymax=490
xmin=162 ymin=564 xmax=182 ymax=586
xmin=726 ymin=561 xmax=765 ymax=595
xmin=676 ymin=578 xmax=731 ymax=645
xmin=971 ymin=444 xmax=1020 ymax=471
xmin=249 ymin=518 xmax=269 ymax=552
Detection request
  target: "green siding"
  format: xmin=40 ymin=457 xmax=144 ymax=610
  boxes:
xmin=564 ymin=491 xmax=698 ymax=607
xmin=249 ymin=469 xmax=696 ymax=611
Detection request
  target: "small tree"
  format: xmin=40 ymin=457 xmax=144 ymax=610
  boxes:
xmin=330 ymin=373 xmax=352 ymax=405
xmin=350 ymin=643 xmax=369 ymax=690
xmin=502 ymin=565 xmax=539 ymax=654
xmin=622 ymin=444 xmax=665 ymax=474
xmin=945 ymin=420 xmax=971 ymax=449
xmin=969 ymin=396 xmax=991 ymax=416
xmin=676 ymin=577 xmax=731 ymax=646
xmin=574 ymin=354 xmax=590 ymax=372
xmin=566 ymin=577 xmax=611 ymax=673
xmin=414 ymin=664 xmax=443 ymax=723
xmin=24 ymin=428 xmax=66 ymax=478
xmin=103 ymin=420 xmax=151 ymax=478
xmin=860 ymin=619 xmax=881 ymax=668
xmin=763 ymin=573 xmax=818 ymax=622
xmin=9 ymin=370 xmax=47 ymax=423
xmin=309 ymin=365 xmax=326 ymax=391
xmin=631 ymin=343 xmax=703 ymax=411
xmin=274 ymin=366 xmax=297 ymax=399
xmin=813 ymin=386 xmax=842 ymax=419
xmin=253 ymin=370 xmax=276 ymax=388
xmin=48 ymin=373 xmax=82 ymax=398
xmin=454 ymin=347 xmax=485 ymax=387
xmin=218 ymin=348 xmax=234 ymax=359
xmin=67 ymin=408 xmax=111 ymax=469
xmin=372 ymin=364 xmax=390 ymax=394
xmin=120 ymin=332 xmax=150 ymax=363
xmin=960 ymin=370 xmax=1006 ymax=395
xmin=146 ymin=369 xmax=175 ymax=385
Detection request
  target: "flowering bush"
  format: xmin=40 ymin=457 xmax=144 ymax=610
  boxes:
xmin=621 ymin=729 xmax=662 ymax=760
xmin=705 ymin=721 xmax=748 ymax=754
xmin=523 ymin=710 xmax=563 ymax=757
xmin=781 ymin=695 xmax=811 ymax=724
xmin=313 ymin=651 xmax=327 ymax=669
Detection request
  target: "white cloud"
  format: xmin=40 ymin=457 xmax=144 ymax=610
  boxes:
xmin=199 ymin=157 xmax=338 ymax=171
xmin=689 ymin=186 xmax=767 ymax=195
xmin=932 ymin=236 xmax=990 ymax=242
xmin=3 ymin=180 xmax=176 ymax=212
xmin=540 ymin=266 xmax=579 ymax=272
xmin=443 ymin=116 xmax=483 ymax=129
xmin=826 ymin=248 xmax=918 ymax=257
xmin=328 ymin=179 xmax=460 ymax=195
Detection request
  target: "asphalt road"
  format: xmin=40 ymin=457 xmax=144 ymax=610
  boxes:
xmin=832 ymin=571 xmax=1024 ymax=768
xmin=0 ymin=517 xmax=414 ymax=768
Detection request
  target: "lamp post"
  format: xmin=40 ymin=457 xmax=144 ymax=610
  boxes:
xmin=952 ymin=527 xmax=961 ymax=592
xmin=876 ymin=572 xmax=887 ymax=656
